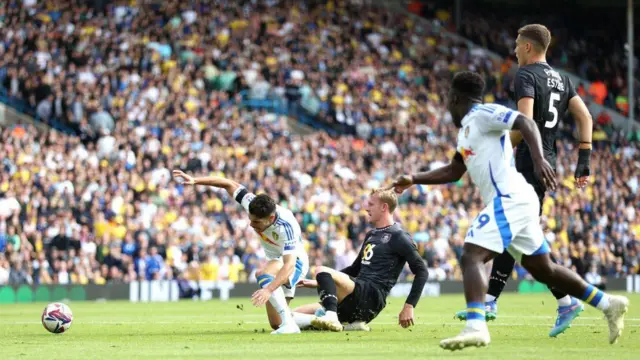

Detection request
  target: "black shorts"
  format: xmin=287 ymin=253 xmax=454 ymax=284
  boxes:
xmin=520 ymin=170 xmax=545 ymax=214
xmin=337 ymin=278 xmax=386 ymax=324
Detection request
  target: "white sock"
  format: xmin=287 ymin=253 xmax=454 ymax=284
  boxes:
xmin=466 ymin=319 xmax=488 ymax=331
xmin=596 ymin=294 xmax=610 ymax=311
xmin=292 ymin=312 xmax=314 ymax=329
xmin=557 ymin=295 xmax=572 ymax=307
xmin=269 ymin=287 xmax=293 ymax=325
xmin=325 ymin=310 xmax=339 ymax=320
xmin=485 ymin=294 xmax=496 ymax=303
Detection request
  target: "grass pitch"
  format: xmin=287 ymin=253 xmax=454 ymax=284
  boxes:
xmin=1 ymin=293 xmax=638 ymax=359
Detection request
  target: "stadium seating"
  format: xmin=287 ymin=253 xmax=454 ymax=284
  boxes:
xmin=0 ymin=0 xmax=638 ymax=287
xmin=417 ymin=1 xmax=640 ymax=119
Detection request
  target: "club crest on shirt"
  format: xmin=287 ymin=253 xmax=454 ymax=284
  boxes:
xmin=381 ymin=233 xmax=391 ymax=244
xmin=458 ymin=146 xmax=476 ymax=161
xmin=271 ymin=232 xmax=279 ymax=241
xmin=259 ymin=232 xmax=278 ymax=246
xmin=464 ymin=126 xmax=470 ymax=138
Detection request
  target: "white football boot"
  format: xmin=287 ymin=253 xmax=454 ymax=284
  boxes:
xmin=311 ymin=311 xmax=343 ymax=332
xmin=604 ymin=295 xmax=630 ymax=344
xmin=440 ymin=326 xmax=491 ymax=351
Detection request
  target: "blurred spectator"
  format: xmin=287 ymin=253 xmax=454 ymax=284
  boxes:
xmin=145 ymin=247 xmax=166 ymax=281
xmin=0 ymin=0 xmax=637 ymax=288
xmin=586 ymin=263 xmax=605 ymax=290
xmin=432 ymin=0 xmax=640 ymax=118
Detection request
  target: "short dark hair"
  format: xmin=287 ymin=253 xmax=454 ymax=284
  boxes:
xmin=451 ymin=71 xmax=485 ymax=101
xmin=518 ymin=24 xmax=551 ymax=53
xmin=248 ymin=194 xmax=276 ymax=218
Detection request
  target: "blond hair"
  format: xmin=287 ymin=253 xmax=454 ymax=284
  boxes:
xmin=370 ymin=188 xmax=398 ymax=213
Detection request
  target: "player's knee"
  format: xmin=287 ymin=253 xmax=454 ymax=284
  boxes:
xmin=314 ymin=266 xmax=329 ymax=278
xmin=460 ymin=251 xmax=481 ymax=271
xmin=255 ymin=269 xmax=266 ymax=278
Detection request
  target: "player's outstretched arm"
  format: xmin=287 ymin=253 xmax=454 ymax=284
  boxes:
xmin=389 ymin=153 xmax=467 ymax=193
xmin=172 ymin=170 xmax=242 ymax=197
xmin=512 ymin=115 xmax=557 ymax=190
xmin=568 ymin=95 xmax=593 ymax=188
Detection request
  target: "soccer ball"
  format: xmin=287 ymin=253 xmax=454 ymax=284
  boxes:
xmin=41 ymin=302 xmax=73 ymax=334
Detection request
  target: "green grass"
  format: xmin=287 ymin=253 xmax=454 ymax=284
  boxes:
xmin=1 ymin=293 xmax=638 ymax=359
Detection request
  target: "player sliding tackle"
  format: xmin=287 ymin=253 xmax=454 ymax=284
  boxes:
xmin=389 ymin=72 xmax=629 ymax=351
xmin=172 ymin=170 xmax=309 ymax=335
xmin=291 ymin=188 xmax=429 ymax=332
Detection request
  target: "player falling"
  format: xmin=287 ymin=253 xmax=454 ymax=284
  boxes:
xmin=173 ymin=170 xmax=308 ymax=335
xmin=390 ymin=72 xmax=629 ymax=350
xmin=291 ymin=188 xmax=429 ymax=332
xmin=455 ymin=24 xmax=595 ymax=337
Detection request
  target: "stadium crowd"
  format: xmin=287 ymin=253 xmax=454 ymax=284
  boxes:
xmin=417 ymin=0 xmax=640 ymax=118
xmin=0 ymin=0 xmax=639 ymax=288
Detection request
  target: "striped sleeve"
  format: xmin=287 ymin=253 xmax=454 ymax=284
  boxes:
xmin=276 ymin=210 xmax=301 ymax=255
xmin=476 ymin=104 xmax=519 ymax=132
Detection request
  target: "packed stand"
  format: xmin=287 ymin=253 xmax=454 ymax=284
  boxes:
xmin=0 ymin=0 xmax=639 ymax=288
xmin=416 ymin=0 xmax=640 ymax=120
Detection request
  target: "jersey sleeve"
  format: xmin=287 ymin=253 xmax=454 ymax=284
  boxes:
xmin=279 ymin=208 xmax=302 ymax=255
xmin=513 ymin=69 xmax=536 ymax=101
xmin=475 ymin=104 xmax=520 ymax=132
xmin=389 ymin=231 xmax=429 ymax=308
xmin=566 ymin=76 xmax=577 ymax=99
xmin=232 ymin=186 xmax=256 ymax=212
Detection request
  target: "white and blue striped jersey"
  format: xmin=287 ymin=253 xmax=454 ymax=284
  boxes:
xmin=232 ymin=186 xmax=308 ymax=261
xmin=456 ymin=103 xmax=537 ymax=206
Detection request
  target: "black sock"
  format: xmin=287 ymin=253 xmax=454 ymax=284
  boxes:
xmin=487 ymin=251 xmax=516 ymax=299
xmin=547 ymin=253 xmax=568 ymax=300
xmin=316 ymin=272 xmax=338 ymax=312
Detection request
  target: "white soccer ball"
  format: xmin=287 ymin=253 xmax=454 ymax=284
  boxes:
xmin=41 ymin=302 xmax=73 ymax=334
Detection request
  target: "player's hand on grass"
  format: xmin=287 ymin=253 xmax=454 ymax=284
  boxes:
xmin=533 ymin=158 xmax=557 ymax=191
xmin=172 ymin=170 xmax=195 ymax=185
xmin=296 ymin=279 xmax=318 ymax=288
xmin=251 ymin=288 xmax=272 ymax=307
xmin=398 ymin=304 xmax=414 ymax=328
xmin=388 ymin=175 xmax=413 ymax=194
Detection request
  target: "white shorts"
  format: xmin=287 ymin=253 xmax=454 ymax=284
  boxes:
xmin=266 ymin=255 xmax=309 ymax=298
xmin=464 ymin=193 xmax=550 ymax=263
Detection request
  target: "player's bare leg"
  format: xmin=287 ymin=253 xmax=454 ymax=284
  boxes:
xmin=521 ymin=253 xmax=629 ymax=344
xmin=291 ymin=303 xmax=322 ymax=330
xmin=440 ymin=243 xmax=497 ymax=351
xmin=311 ymin=266 xmax=356 ymax=332
xmin=313 ymin=266 xmax=356 ymax=299
xmin=293 ymin=302 xmax=323 ymax=315
xmin=255 ymin=260 xmax=300 ymax=334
